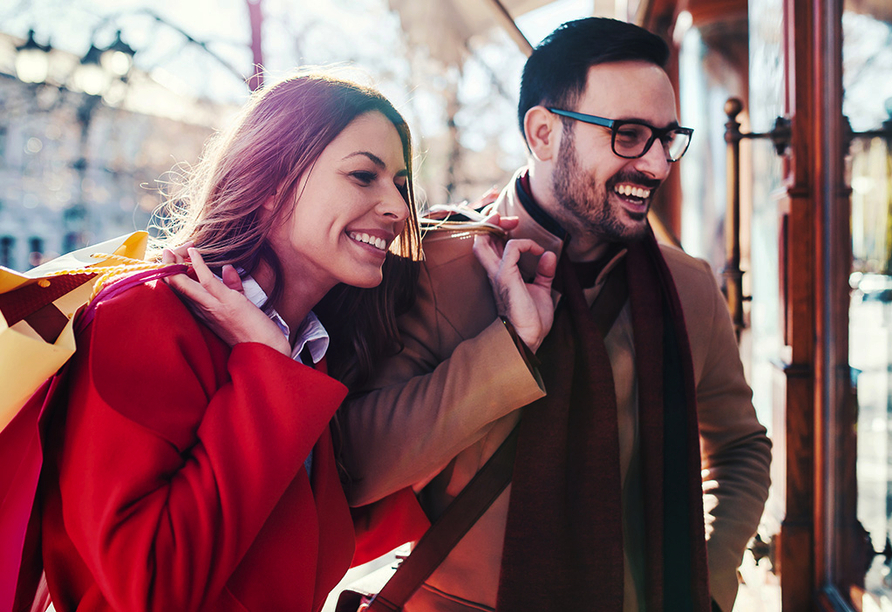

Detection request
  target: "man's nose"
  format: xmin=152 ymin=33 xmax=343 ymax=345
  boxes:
xmin=635 ymin=138 xmax=672 ymax=180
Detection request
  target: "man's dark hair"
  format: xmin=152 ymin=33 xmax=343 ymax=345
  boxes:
xmin=518 ymin=17 xmax=670 ymax=138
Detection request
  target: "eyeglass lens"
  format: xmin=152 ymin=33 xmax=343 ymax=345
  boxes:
xmin=613 ymin=123 xmax=690 ymax=161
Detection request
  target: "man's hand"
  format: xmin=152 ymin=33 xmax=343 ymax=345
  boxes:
xmin=472 ymin=223 xmax=557 ymax=353
xmin=162 ymin=246 xmax=291 ymax=356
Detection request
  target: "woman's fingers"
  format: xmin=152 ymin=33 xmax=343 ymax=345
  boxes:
xmin=161 ymin=248 xmax=287 ymax=354
xmin=187 ymin=248 xmax=216 ymax=285
xmin=221 ymin=265 xmax=244 ymax=293
xmin=164 ymin=248 xmax=217 ymax=307
xmin=165 ymin=270 xmax=211 ymax=305
xmin=161 ymin=242 xmax=193 ymax=265
xmin=163 ymin=248 xmax=239 ymax=306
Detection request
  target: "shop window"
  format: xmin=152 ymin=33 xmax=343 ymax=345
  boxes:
xmin=0 ymin=236 xmax=14 ymax=269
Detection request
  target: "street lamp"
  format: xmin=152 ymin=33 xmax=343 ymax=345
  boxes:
xmin=67 ymin=30 xmax=135 ymax=99
xmin=100 ymin=30 xmax=135 ymax=78
xmin=14 ymin=29 xmax=51 ymax=84
xmin=73 ymin=44 xmax=109 ymax=96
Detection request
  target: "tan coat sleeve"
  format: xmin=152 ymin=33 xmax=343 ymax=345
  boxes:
xmin=666 ymin=247 xmax=772 ymax=612
xmin=340 ymin=243 xmax=546 ymax=507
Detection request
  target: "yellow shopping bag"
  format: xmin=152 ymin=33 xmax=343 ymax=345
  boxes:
xmin=0 ymin=231 xmax=149 ymax=432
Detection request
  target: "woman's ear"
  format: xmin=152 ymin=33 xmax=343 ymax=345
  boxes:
xmin=261 ymin=194 xmax=277 ymax=213
xmin=524 ymin=106 xmax=560 ymax=162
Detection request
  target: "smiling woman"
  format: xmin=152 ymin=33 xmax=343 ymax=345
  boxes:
xmin=155 ymin=71 xmax=422 ymax=387
xmin=15 ymin=71 xmax=431 ymax=612
xmin=267 ymin=112 xmax=411 ymax=301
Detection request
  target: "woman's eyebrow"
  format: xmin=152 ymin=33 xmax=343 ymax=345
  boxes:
xmin=344 ymin=151 xmax=386 ymax=167
xmin=345 ymin=151 xmax=408 ymax=177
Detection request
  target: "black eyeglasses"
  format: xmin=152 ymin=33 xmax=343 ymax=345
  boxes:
xmin=547 ymin=108 xmax=694 ymax=162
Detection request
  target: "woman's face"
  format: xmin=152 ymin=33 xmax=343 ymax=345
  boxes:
xmin=269 ymin=111 xmax=410 ymax=293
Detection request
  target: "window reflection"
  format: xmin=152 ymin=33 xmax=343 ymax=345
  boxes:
xmin=846 ymin=6 xmax=892 ymax=606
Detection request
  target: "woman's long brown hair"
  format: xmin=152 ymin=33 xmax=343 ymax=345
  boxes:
xmin=151 ymin=70 xmax=421 ymax=388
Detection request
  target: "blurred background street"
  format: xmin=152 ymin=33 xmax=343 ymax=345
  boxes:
xmin=0 ymin=0 xmax=597 ymax=270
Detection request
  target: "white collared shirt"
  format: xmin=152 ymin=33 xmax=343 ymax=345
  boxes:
xmin=239 ymin=275 xmax=330 ymax=366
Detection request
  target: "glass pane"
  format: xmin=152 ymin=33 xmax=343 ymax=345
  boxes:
xmin=678 ymin=24 xmax=734 ymax=272
xmin=747 ymin=0 xmax=785 ymax=506
xmin=748 ymin=0 xmax=786 ymax=450
xmin=726 ymin=0 xmax=786 ymax=606
xmin=846 ymin=6 xmax=892 ymax=608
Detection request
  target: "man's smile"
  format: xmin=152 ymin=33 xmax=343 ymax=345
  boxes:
xmin=613 ymin=183 xmax=652 ymax=200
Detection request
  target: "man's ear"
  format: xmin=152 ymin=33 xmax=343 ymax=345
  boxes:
xmin=524 ymin=106 xmax=560 ymax=162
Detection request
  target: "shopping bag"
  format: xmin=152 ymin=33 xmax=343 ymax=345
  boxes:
xmin=0 ymin=373 xmax=61 ymax=612
xmin=0 ymin=237 xmax=187 ymax=612
xmin=0 ymin=231 xmax=149 ymax=432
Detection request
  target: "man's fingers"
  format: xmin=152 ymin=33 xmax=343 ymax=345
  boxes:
xmin=472 ymin=234 xmax=503 ymax=279
xmin=532 ymin=250 xmax=558 ymax=289
xmin=475 ymin=237 xmax=550 ymax=279
xmin=499 ymin=239 xmax=545 ymax=268
xmin=481 ymin=212 xmax=520 ymax=232
xmin=495 ymin=216 xmax=519 ymax=231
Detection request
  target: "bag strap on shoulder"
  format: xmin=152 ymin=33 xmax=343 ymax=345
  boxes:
xmin=366 ymin=424 xmax=519 ymax=611
xmin=365 ymin=260 xmax=629 ymax=611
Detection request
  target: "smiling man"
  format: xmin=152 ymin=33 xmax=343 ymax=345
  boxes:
xmin=341 ymin=18 xmax=771 ymax=612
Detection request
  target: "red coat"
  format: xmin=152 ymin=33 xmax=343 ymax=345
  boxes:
xmin=36 ymin=280 xmax=426 ymax=612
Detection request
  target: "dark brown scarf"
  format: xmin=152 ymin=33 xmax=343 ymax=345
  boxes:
xmin=495 ymin=226 xmax=710 ymax=611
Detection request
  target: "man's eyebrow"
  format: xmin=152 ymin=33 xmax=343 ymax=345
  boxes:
xmin=618 ymin=117 xmax=681 ymax=130
xmin=345 ymin=151 xmax=408 ymax=177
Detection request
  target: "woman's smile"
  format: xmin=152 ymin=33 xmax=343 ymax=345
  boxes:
xmin=347 ymin=230 xmax=391 ymax=252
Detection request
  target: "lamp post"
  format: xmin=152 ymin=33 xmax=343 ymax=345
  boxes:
xmin=72 ymin=43 xmax=109 ymax=97
xmin=101 ymin=30 xmax=136 ymax=78
xmin=14 ymin=29 xmax=51 ymax=84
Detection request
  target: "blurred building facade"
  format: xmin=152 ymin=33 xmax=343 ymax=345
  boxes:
xmin=0 ymin=32 xmax=225 ymax=271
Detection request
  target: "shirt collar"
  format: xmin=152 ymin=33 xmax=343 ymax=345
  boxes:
xmin=500 ymin=169 xmax=629 ymax=295
xmin=515 ymin=170 xmax=568 ymax=241
xmin=240 ymin=274 xmax=330 ymax=365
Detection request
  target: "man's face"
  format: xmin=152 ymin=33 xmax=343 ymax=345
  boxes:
xmin=550 ymin=60 xmax=677 ymax=244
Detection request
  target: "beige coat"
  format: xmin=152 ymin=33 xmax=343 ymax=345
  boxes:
xmin=342 ymin=170 xmax=771 ymax=612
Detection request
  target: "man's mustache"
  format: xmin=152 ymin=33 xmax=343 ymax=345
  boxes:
xmin=607 ymin=171 xmax=662 ymax=191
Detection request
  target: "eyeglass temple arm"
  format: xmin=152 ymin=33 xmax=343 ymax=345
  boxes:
xmin=546 ymin=108 xmax=614 ymax=128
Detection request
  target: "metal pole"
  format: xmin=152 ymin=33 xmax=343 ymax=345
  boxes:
xmin=724 ymin=97 xmax=745 ymax=341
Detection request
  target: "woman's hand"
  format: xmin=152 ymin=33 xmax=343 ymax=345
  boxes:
xmin=472 ymin=217 xmax=557 ymax=353
xmin=162 ymin=246 xmax=291 ymax=356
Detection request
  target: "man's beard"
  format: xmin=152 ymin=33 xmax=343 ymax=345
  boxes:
xmin=551 ymin=129 xmax=653 ymax=244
